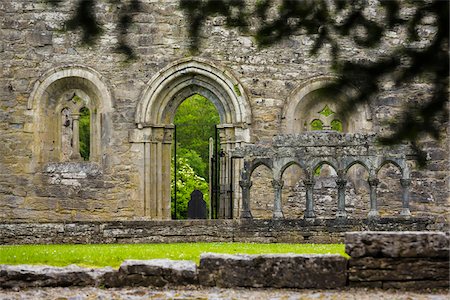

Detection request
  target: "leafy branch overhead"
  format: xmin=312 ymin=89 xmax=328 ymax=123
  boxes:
xmin=180 ymin=0 xmax=448 ymax=165
xmin=46 ymin=0 xmax=448 ymax=165
xmin=45 ymin=0 xmax=141 ymax=59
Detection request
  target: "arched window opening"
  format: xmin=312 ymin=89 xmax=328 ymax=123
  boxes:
xmin=281 ymin=164 xmax=306 ymax=219
xmin=79 ymin=107 xmax=90 ymax=161
xmin=310 ymin=119 xmax=324 ymax=131
xmin=58 ymin=93 xmax=94 ymax=162
xmin=345 ymin=163 xmax=370 ymax=218
xmin=331 ymin=119 xmax=343 ymax=132
xmin=377 ymin=162 xmax=403 ymax=216
xmin=250 ymin=164 xmax=274 ymax=219
xmin=318 ymin=104 xmax=334 ymax=117
xmin=313 ymin=163 xmax=338 ymax=218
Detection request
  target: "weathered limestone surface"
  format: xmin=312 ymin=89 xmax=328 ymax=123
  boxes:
xmin=104 ymin=259 xmax=198 ymax=288
xmin=346 ymin=231 xmax=450 ymax=289
xmin=0 ymin=265 xmax=112 ymax=288
xmin=345 ymin=231 xmax=450 ymax=258
xmin=1 ymin=232 xmax=448 ymax=290
xmin=198 ymin=253 xmax=347 ymax=288
xmin=0 ymin=0 xmax=448 ymax=223
xmin=0 ymin=219 xmax=443 ymax=245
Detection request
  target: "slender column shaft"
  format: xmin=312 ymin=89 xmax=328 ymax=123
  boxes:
xmin=240 ymin=180 xmax=253 ymax=218
xmin=144 ymin=142 xmax=151 ymax=217
xmin=368 ymin=177 xmax=380 ymax=218
xmin=336 ymin=178 xmax=347 ymax=218
xmin=150 ymin=142 xmax=157 ymax=218
xmin=400 ymin=178 xmax=411 ymax=216
xmin=70 ymin=114 xmax=81 ymax=160
xmin=161 ymin=137 xmax=172 ymax=220
xmin=272 ymin=179 xmax=284 ymax=219
xmin=304 ymin=179 xmax=315 ymax=218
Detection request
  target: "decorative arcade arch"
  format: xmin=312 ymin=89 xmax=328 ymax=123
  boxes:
xmin=131 ymin=58 xmax=252 ymax=220
xmin=233 ymin=132 xmax=413 ymax=220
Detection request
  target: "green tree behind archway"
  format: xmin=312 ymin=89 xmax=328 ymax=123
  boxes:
xmin=171 ymin=94 xmax=220 ymax=219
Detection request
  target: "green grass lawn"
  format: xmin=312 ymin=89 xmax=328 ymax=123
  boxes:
xmin=0 ymin=243 xmax=347 ymax=268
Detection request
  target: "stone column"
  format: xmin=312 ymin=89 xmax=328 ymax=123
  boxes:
xmin=70 ymin=113 xmax=82 ymax=160
xmin=367 ymin=177 xmax=380 ymax=218
xmin=336 ymin=177 xmax=347 ymax=218
xmin=272 ymin=179 xmax=284 ymax=219
xmin=400 ymin=178 xmax=411 ymax=217
xmin=240 ymin=180 xmax=253 ymax=219
xmin=303 ymin=179 xmax=315 ymax=219
xmin=161 ymin=126 xmax=174 ymax=219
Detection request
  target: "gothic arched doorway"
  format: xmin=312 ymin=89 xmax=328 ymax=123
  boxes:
xmin=132 ymin=58 xmax=252 ymax=220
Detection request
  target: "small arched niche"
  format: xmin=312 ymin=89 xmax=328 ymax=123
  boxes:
xmin=250 ymin=163 xmax=274 ymax=219
xmin=280 ymin=163 xmax=307 ymax=219
xmin=282 ymin=76 xmax=372 ymax=134
xmin=28 ymin=66 xmax=113 ymax=165
xmin=376 ymin=161 xmax=403 ymax=217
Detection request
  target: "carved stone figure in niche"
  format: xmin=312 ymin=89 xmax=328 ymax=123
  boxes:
xmin=59 ymin=93 xmax=91 ymax=161
xmin=61 ymin=107 xmax=73 ymax=161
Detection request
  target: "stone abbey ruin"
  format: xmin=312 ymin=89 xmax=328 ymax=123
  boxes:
xmin=0 ymin=0 xmax=448 ymax=237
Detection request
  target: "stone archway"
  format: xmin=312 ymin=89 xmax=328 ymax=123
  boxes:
xmin=282 ymin=75 xmax=372 ymax=133
xmin=28 ymin=65 xmax=114 ymax=168
xmin=132 ymin=57 xmax=252 ymax=220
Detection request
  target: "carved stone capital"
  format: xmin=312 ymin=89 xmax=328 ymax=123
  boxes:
xmin=303 ymin=179 xmax=315 ymax=187
xmin=239 ymin=180 xmax=252 ymax=189
xmin=272 ymin=179 xmax=284 ymax=189
xmin=400 ymin=178 xmax=411 ymax=187
xmin=336 ymin=178 xmax=347 ymax=189
xmin=368 ymin=177 xmax=380 ymax=187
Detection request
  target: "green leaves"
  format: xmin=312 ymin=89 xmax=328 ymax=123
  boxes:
xmin=172 ymin=94 xmax=220 ymax=219
xmin=180 ymin=0 xmax=449 ymax=162
xmin=171 ymin=156 xmax=209 ymax=220
xmin=174 ymin=94 xmax=220 ymax=179
xmin=79 ymin=107 xmax=90 ymax=161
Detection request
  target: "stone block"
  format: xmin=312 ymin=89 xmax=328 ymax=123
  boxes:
xmin=382 ymin=280 xmax=450 ymax=289
xmin=348 ymin=257 xmax=449 ymax=281
xmin=345 ymin=231 xmax=449 ymax=258
xmin=104 ymin=259 xmax=198 ymax=287
xmin=198 ymin=253 xmax=347 ymax=288
xmin=0 ymin=265 xmax=112 ymax=288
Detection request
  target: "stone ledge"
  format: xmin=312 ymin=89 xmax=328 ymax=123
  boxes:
xmin=198 ymin=253 xmax=347 ymax=288
xmin=348 ymin=258 xmax=449 ymax=281
xmin=0 ymin=265 xmax=112 ymax=288
xmin=345 ymin=231 xmax=449 ymax=258
xmin=104 ymin=259 xmax=198 ymax=287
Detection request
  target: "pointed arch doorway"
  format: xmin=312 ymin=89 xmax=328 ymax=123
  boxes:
xmin=132 ymin=58 xmax=252 ymax=220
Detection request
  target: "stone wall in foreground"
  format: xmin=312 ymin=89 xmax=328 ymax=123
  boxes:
xmin=1 ymin=232 xmax=448 ymax=290
xmin=0 ymin=218 xmax=446 ymax=245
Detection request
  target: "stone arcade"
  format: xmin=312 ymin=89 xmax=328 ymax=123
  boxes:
xmin=0 ymin=0 xmax=448 ymax=232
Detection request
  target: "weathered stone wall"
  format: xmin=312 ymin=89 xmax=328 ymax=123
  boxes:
xmin=346 ymin=231 xmax=450 ymax=289
xmin=0 ymin=218 xmax=446 ymax=245
xmin=0 ymin=0 xmax=448 ymax=222
xmin=1 ymin=232 xmax=448 ymax=290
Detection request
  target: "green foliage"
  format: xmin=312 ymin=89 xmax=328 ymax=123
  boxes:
xmin=0 ymin=243 xmax=348 ymax=267
xmin=176 ymin=147 xmax=206 ymax=178
xmin=171 ymin=156 xmax=209 ymax=220
xmin=174 ymin=94 xmax=220 ymax=179
xmin=180 ymin=0 xmax=449 ymax=166
xmin=310 ymin=119 xmax=323 ymax=131
xmin=331 ymin=119 xmax=343 ymax=132
xmin=319 ymin=105 xmax=335 ymax=117
xmin=79 ymin=107 xmax=90 ymax=160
